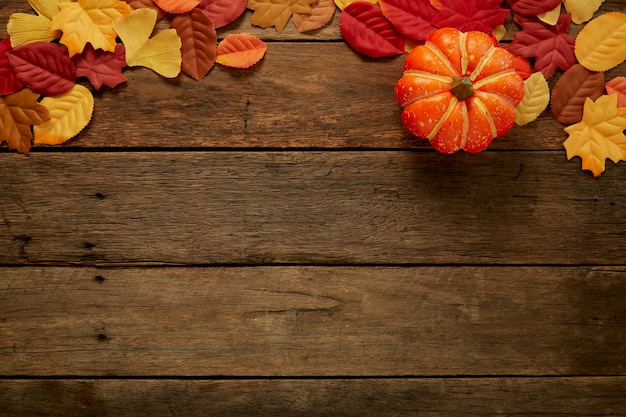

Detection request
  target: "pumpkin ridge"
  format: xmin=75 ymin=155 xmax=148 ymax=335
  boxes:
xmin=427 ymin=96 xmax=458 ymax=140
xmin=402 ymin=70 xmax=453 ymax=83
xmin=459 ymin=102 xmax=469 ymax=149
xmin=472 ymin=96 xmax=498 ymax=138
xmin=424 ymin=41 xmax=460 ymax=77
xmin=400 ymin=89 xmax=450 ymax=108
xmin=473 ymin=72 xmax=520 ymax=105
xmin=460 ymin=32 xmax=469 ymax=75
xmin=469 ymin=46 xmax=497 ymax=81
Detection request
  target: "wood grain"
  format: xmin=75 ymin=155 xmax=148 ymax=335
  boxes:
xmin=1 ymin=377 xmax=625 ymax=416
xmin=2 ymin=151 xmax=626 ymax=266
xmin=1 ymin=266 xmax=624 ymax=376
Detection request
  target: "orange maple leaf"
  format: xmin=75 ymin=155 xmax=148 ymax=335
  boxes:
xmin=564 ymin=94 xmax=626 ymax=176
xmin=247 ymin=0 xmax=316 ymax=32
xmin=0 ymin=88 xmax=51 ymax=154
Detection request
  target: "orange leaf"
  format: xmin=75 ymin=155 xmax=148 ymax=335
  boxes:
xmin=564 ymin=94 xmax=626 ymax=176
xmin=171 ymin=8 xmax=217 ymax=81
xmin=215 ymin=33 xmax=267 ymax=69
xmin=293 ymin=0 xmax=336 ymax=33
xmin=0 ymin=88 xmax=50 ymax=154
xmin=606 ymin=77 xmax=626 ymax=108
xmin=247 ymin=0 xmax=316 ymax=32
xmin=153 ymin=0 xmax=200 ymax=14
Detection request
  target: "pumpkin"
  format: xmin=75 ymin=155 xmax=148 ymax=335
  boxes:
xmin=394 ymin=27 xmax=525 ymax=153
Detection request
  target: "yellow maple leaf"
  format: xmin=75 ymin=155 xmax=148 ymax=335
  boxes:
xmin=563 ymin=0 xmax=605 ymax=25
xmin=34 ymin=84 xmax=94 ymax=146
xmin=248 ymin=0 xmax=317 ymax=32
xmin=7 ymin=0 xmax=66 ymax=48
xmin=112 ymin=8 xmax=182 ymax=78
xmin=564 ymin=94 xmax=626 ymax=176
xmin=51 ymin=0 xmax=132 ymax=57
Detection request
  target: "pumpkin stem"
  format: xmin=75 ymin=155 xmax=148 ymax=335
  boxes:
xmin=450 ymin=76 xmax=474 ymax=100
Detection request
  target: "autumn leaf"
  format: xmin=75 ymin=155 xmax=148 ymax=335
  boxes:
xmin=7 ymin=41 xmax=76 ymax=96
xmin=575 ymin=12 xmax=626 ymax=72
xmin=293 ymin=0 xmax=336 ymax=33
xmin=537 ymin=3 xmax=561 ymax=26
xmin=170 ymin=8 xmax=217 ymax=81
xmin=72 ymin=43 xmax=127 ymax=90
xmin=605 ymin=77 xmax=626 ymax=108
xmin=339 ymin=1 xmax=405 ymax=58
xmin=334 ymin=0 xmax=376 ymax=10
xmin=124 ymin=0 xmax=168 ymax=19
xmin=247 ymin=0 xmax=316 ymax=32
xmin=563 ymin=0 xmax=605 ymax=25
xmin=508 ymin=0 xmax=562 ymax=17
xmin=379 ymin=0 xmax=437 ymax=41
xmin=429 ymin=0 xmax=510 ymax=33
xmin=508 ymin=14 xmax=577 ymax=78
xmin=112 ymin=8 xmax=182 ymax=78
xmin=0 ymin=88 xmax=50 ymax=154
xmin=51 ymin=0 xmax=132 ymax=56
xmin=551 ymin=64 xmax=605 ymax=125
xmin=215 ymin=33 xmax=267 ymax=68
xmin=7 ymin=0 xmax=66 ymax=48
xmin=34 ymin=84 xmax=94 ymax=145
xmin=564 ymin=94 xmax=626 ymax=176
xmin=198 ymin=0 xmax=247 ymax=28
xmin=152 ymin=0 xmax=200 ymax=14
xmin=515 ymin=72 xmax=550 ymax=126
xmin=0 ymin=37 xmax=25 ymax=95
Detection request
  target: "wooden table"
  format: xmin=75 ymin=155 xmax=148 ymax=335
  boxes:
xmin=2 ymin=1 xmax=626 ymax=415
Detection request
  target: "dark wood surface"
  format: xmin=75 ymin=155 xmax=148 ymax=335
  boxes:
xmin=1 ymin=1 xmax=626 ymax=415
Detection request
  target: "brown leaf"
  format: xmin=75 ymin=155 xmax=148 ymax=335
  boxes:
xmin=551 ymin=63 xmax=605 ymax=125
xmin=0 ymin=88 xmax=50 ymax=154
xmin=171 ymin=9 xmax=217 ymax=81
xmin=293 ymin=0 xmax=336 ymax=33
xmin=247 ymin=0 xmax=316 ymax=32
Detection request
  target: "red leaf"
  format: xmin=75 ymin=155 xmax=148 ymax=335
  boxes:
xmin=171 ymin=8 xmax=217 ymax=80
xmin=379 ymin=0 xmax=437 ymax=41
xmin=197 ymin=0 xmax=247 ymax=28
xmin=339 ymin=2 xmax=405 ymax=58
xmin=508 ymin=14 xmax=576 ymax=78
xmin=429 ymin=0 xmax=510 ymax=33
xmin=72 ymin=43 xmax=127 ymax=90
xmin=551 ymin=63 xmax=605 ymax=125
xmin=605 ymin=77 xmax=626 ymax=108
xmin=508 ymin=0 xmax=562 ymax=17
xmin=7 ymin=41 xmax=76 ymax=96
xmin=503 ymin=46 xmax=533 ymax=79
xmin=0 ymin=37 xmax=24 ymax=95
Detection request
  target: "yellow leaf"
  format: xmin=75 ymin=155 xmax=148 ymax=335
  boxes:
xmin=7 ymin=0 xmax=67 ymax=47
xmin=247 ymin=0 xmax=317 ymax=32
xmin=334 ymin=0 xmax=376 ymax=11
xmin=51 ymin=0 xmax=132 ymax=56
xmin=34 ymin=84 xmax=94 ymax=146
xmin=30 ymin=0 xmax=67 ymax=19
xmin=492 ymin=24 xmax=506 ymax=41
xmin=538 ymin=3 xmax=561 ymax=26
xmin=515 ymin=72 xmax=550 ymax=126
xmin=575 ymin=12 xmax=626 ymax=72
xmin=112 ymin=8 xmax=182 ymax=78
xmin=564 ymin=94 xmax=626 ymax=176
xmin=563 ymin=0 xmax=604 ymax=25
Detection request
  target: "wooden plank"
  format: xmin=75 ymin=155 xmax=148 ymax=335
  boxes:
xmin=1 ymin=266 xmax=624 ymax=376
xmin=2 ymin=151 xmax=626 ymax=265
xmin=1 ymin=377 xmax=625 ymax=416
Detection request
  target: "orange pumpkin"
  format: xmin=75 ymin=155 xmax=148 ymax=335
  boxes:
xmin=395 ymin=27 xmax=525 ymax=153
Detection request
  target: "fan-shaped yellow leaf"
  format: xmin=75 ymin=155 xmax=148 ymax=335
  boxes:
xmin=538 ymin=3 xmax=561 ymax=26
xmin=563 ymin=94 xmax=626 ymax=176
xmin=334 ymin=0 xmax=376 ymax=11
xmin=575 ymin=12 xmax=626 ymax=72
xmin=515 ymin=72 xmax=550 ymax=126
xmin=51 ymin=0 xmax=132 ymax=56
xmin=563 ymin=0 xmax=604 ymax=25
xmin=30 ymin=0 xmax=67 ymax=19
xmin=34 ymin=84 xmax=94 ymax=145
xmin=7 ymin=13 xmax=60 ymax=48
xmin=112 ymin=8 xmax=182 ymax=78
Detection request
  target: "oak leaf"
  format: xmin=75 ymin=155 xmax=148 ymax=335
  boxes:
xmin=339 ymin=1 xmax=405 ymax=58
xmin=51 ymin=0 xmax=132 ymax=56
xmin=508 ymin=0 xmax=562 ymax=17
xmin=0 ymin=37 xmax=25 ymax=95
xmin=563 ymin=0 xmax=604 ymax=25
xmin=429 ymin=0 xmax=510 ymax=33
xmin=293 ymin=0 xmax=336 ymax=33
xmin=515 ymin=72 xmax=550 ymax=126
xmin=379 ymin=0 xmax=437 ymax=41
xmin=170 ymin=8 xmax=217 ymax=81
xmin=112 ymin=8 xmax=182 ymax=78
xmin=215 ymin=33 xmax=267 ymax=69
xmin=0 ymin=88 xmax=50 ymax=154
xmin=508 ymin=14 xmax=576 ymax=78
xmin=605 ymin=77 xmax=626 ymax=108
xmin=152 ymin=0 xmax=200 ymax=14
xmin=34 ymin=84 xmax=94 ymax=145
xmin=72 ymin=43 xmax=127 ymax=90
xmin=575 ymin=12 xmax=626 ymax=72
xmin=7 ymin=41 xmax=76 ymax=96
xmin=564 ymin=94 xmax=626 ymax=176
xmin=247 ymin=0 xmax=316 ymax=32
xmin=198 ymin=0 xmax=247 ymax=28
xmin=551 ymin=63 xmax=605 ymax=125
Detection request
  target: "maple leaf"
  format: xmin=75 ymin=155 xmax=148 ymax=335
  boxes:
xmin=34 ymin=84 xmax=94 ymax=145
xmin=515 ymin=72 xmax=550 ymax=126
xmin=51 ymin=0 xmax=132 ymax=56
xmin=537 ymin=3 xmax=561 ymax=26
xmin=197 ymin=0 xmax=247 ymax=28
xmin=0 ymin=88 xmax=50 ymax=154
xmin=575 ymin=12 xmax=626 ymax=73
xmin=112 ymin=8 xmax=182 ymax=78
xmin=564 ymin=94 xmax=626 ymax=176
xmin=72 ymin=43 xmax=127 ymax=90
xmin=508 ymin=14 xmax=577 ymax=78
xmin=508 ymin=0 xmax=562 ymax=17
xmin=563 ymin=0 xmax=605 ymax=25
xmin=293 ymin=0 xmax=336 ymax=33
xmin=379 ymin=0 xmax=438 ymax=41
xmin=606 ymin=77 xmax=626 ymax=108
xmin=247 ymin=0 xmax=316 ymax=32
xmin=429 ymin=0 xmax=510 ymax=33
xmin=170 ymin=8 xmax=217 ymax=81
xmin=551 ymin=63 xmax=605 ymax=125
xmin=215 ymin=34 xmax=267 ymax=69
xmin=0 ymin=37 xmax=25 ymax=95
